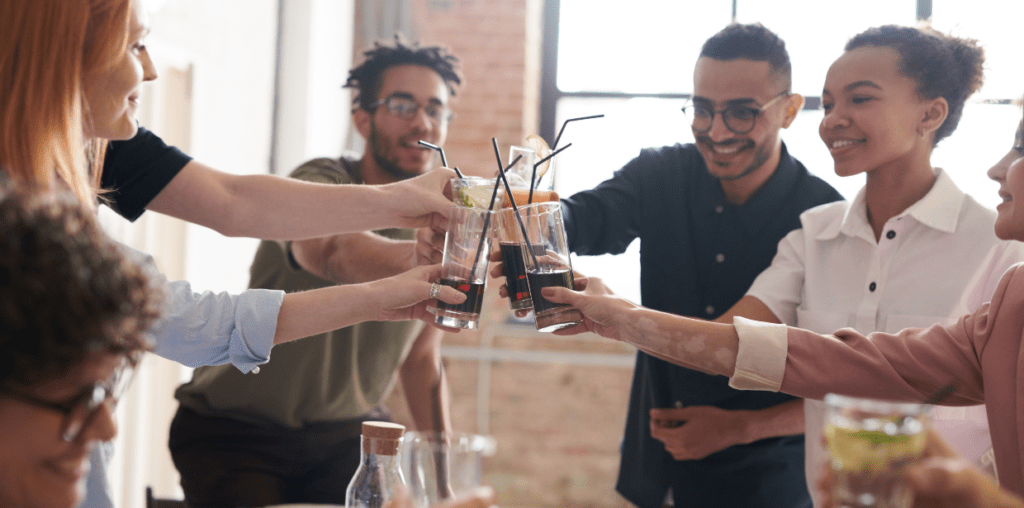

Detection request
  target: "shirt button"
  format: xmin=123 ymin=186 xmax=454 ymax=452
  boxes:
xmin=869 ymin=282 xmax=877 ymax=292
xmin=706 ymin=305 xmax=715 ymax=315
xmin=886 ymin=230 xmax=896 ymax=240
xmin=251 ymin=366 xmax=261 ymax=374
xmin=715 ymin=253 xmax=725 ymax=263
xmin=715 ymin=205 xmax=724 ymax=214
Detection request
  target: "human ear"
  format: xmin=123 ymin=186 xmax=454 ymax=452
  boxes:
xmin=781 ymin=93 xmax=804 ymax=129
xmin=920 ymin=97 xmax=949 ymax=137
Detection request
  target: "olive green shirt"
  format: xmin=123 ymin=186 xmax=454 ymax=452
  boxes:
xmin=174 ymin=156 xmax=423 ymax=428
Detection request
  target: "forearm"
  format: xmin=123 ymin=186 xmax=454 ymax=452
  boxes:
xmin=148 ymin=161 xmax=399 ymax=239
xmin=617 ymin=306 xmax=739 ymax=377
xmin=292 ymin=232 xmax=416 ymax=283
xmin=399 ymin=327 xmax=451 ymax=432
xmin=735 ymin=399 xmax=805 ymax=443
xmin=273 ymin=284 xmax=377 ymax=344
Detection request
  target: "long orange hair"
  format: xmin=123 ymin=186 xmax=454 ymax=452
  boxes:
xmin=0 ymin=0 xmax=129 ymax=207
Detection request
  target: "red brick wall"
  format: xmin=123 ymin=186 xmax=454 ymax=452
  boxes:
xmin=412 ymin=0 xmax=543 ymax=177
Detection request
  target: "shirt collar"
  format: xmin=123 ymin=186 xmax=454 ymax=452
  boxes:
xmin=819 ymin=168 xmax=965 ymax=241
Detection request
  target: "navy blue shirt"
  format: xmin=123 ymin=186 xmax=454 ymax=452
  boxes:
xmin=562 ymin=142 xmax=843 ymax=508
xmin=101 ymin=126 xmax=192 ymax=221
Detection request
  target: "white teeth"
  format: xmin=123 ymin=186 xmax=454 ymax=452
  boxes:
xmin=714 ymin=144 xmax=741 ymax=154
xmin=831 ymin=139 xmax=861 ymax=149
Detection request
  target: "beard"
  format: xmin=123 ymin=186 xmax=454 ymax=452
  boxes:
xmin=368 ymin=121 xmax=423 ymax=181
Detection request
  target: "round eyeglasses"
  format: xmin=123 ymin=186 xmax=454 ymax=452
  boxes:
xmin=371 ymin=94 xmax=454 ymax=124
xmin=0 ymin=357 xmax=137 ymax=442
xmin=682 ymin=91 xmax=790 ymax=135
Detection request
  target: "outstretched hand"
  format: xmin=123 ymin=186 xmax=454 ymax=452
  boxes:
xmin=365 ymin=264 xmax=466 ymax=330
xmin=540 ymin=275 xmax=638 ymax=341
xmin=384 ymin=168 xmax=458 ymax=230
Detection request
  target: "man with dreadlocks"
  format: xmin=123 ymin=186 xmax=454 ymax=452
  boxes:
xmin=169 ymin=36 xmax=463 ymax=508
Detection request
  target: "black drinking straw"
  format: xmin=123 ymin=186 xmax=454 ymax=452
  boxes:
xmin=552 ymin=114 xmax=604 ymax=150
xmin=528 ymin=143 xmax=572 ymax=204
xmin=418 ymin=140 xmax=464 ymax=178
xmin=468 ymin=154 xmax=523 ymax=277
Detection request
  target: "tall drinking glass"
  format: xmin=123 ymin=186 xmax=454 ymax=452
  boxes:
xmin=401 ymin=432 xmax=496 ymax=508
xmin=824 ymin=394 xmax=931 ymax=508
xmin=435 ymin=205 xmax=492 ymax=330
xmin=495 ymin=207 xmax=534 ymax=311
xmin=514 ymin=202 xmax=583 ymax=332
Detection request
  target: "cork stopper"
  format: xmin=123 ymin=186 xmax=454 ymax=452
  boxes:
xmin=362 ymin=421 xmax=405 ymax=455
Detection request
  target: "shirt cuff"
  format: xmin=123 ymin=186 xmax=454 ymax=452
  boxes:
xmin=729 ymin=316 xmax=788 ymax=392
xmin=230 ymin=289 xmax=284 ymax=373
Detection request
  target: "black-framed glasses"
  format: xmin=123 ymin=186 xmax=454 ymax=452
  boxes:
xmin=371 ymin=94 xmax=454 ymax=124
xmin=0 ymin=358 xmax=136 ymax=442
xmin=682 ymin=91 xmax=790 ymax=135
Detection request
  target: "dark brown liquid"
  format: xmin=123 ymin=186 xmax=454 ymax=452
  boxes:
xmin=526 ymin=269 xmax=574 ymax=315
xmin=499 ymin=242 xmax=531 ymax=304
xmin=436 ymin=278 xmax=485 ymax=315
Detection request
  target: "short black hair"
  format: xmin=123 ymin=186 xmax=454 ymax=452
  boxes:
xmin=344 ymin=34 xmax=462 ymax=112
xmin=846 ymin=25 xmax=984 ymax=146
xmin=0 ymin=183 xmax=161 ymax=388
xmin=700 ymin=23 xmax=792 ymax=91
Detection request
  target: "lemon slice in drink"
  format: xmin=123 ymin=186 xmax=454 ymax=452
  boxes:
xmin=458 ymin=184 xmax=495 ymax=209
xmin=825 ymin=424 xmax=926 ymax=474
xmin=526 ymin=134 xmax=552 ymax=180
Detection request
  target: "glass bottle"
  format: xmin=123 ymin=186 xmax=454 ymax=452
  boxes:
xmin=345 ymin=421 xmax=407 ymax=508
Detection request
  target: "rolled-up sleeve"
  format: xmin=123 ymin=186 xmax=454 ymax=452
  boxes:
xmin=151 ymin=280 xmax=284 ymax=373
xmin=730 ymin=316 xmax=789 ymax=392
xmin=121 ymin=244 xmax=284 ymax=373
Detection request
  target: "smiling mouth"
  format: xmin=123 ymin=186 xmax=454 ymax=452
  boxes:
xmin=828 ymin=138 xmax=865 ymax=150
xmin=700 ymin=139 xmax=750 ymax=156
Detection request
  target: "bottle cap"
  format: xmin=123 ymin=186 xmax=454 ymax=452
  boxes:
xmin=362 ymin=421 xmax=405 ymax=455
xmin=362 ymin=421 xmax=405 ymax=440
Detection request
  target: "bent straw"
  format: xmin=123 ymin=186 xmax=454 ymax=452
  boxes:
xmin=418 ymin=140 xmax=464 ymax=178
xmin=552 ymin=114 xmax=604 ymax=150
xmin=468 ymin=154 xmax=524 ymax=278
xmin=528 ymin=143 xmax=572 ymax=204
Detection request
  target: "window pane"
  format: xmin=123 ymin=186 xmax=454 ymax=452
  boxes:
xmin=932 ymin=0 xmax=1024 ymax=100
xmin=557 ymin=0 xmax=732 ymax=94
xmin=735 ymin=0 xmax=915 ymax=96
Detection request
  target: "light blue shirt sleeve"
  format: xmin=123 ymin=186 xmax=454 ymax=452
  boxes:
xmin=152 ymin=278 xmax=284 ymax=374
xmin=123 ymin=245 xmax=284 ymax=374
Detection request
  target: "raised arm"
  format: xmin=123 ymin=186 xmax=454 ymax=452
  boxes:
xmin=290 ymin=231 xmax=416 ymax=284
xmin=146 ymin=160 xmax=455 ymax=239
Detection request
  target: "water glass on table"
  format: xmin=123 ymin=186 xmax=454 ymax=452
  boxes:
xmin=824 ymin=393 xmax=931 ymax=508
xmin=434 ymin=205 xmax=492 ymax=330
xmin=513 ymin=201 xmax=583 ymax=332
xmin=401 ymin=432 xmax=496 ymax=508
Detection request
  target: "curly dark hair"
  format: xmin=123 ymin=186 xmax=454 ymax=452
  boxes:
xmin=344 ymin=34 xmax=462 ymax=112
xmin=700 ymin=23 xmax=792 ymax=91
xmin=846 ymin=25 xmax=984 ymax=147
xmin=0 ymin=182 xmax=161 ymax=388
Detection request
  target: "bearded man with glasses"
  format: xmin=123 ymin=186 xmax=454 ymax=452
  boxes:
xmin=169 ymin=36 xmax=463 ymax=508
xmin=0 ymin=183 xmax=160 ymax=508
xmin=559 ymin=23 xmax=844 ymax=508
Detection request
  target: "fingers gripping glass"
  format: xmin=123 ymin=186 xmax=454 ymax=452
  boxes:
xmin=372 ymin=95 xmax=454 ymax=124
xmin=0 ymin=357 xmax=137 ymax=442
xmin=682 ymin=91 xmax=789 ymax=135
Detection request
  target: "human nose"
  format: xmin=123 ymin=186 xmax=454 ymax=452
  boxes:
xmin=408 ymin=105 xmax=432 ymax=132
xmin=820 ymin=106 xmax=848 ymax=132
xmin=706 ymin=111 xmax=733 ymax=141
xmin=140 ymin=49 xmax=158 ymax=82
xmin=988 ymin=150 xmax=1013 ymax=183
xmin=78 ymin=401 xmax=118 ymax=443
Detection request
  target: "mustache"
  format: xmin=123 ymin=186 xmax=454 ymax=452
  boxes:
xmin=696 ymin=136 xmax=753 ymax=149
